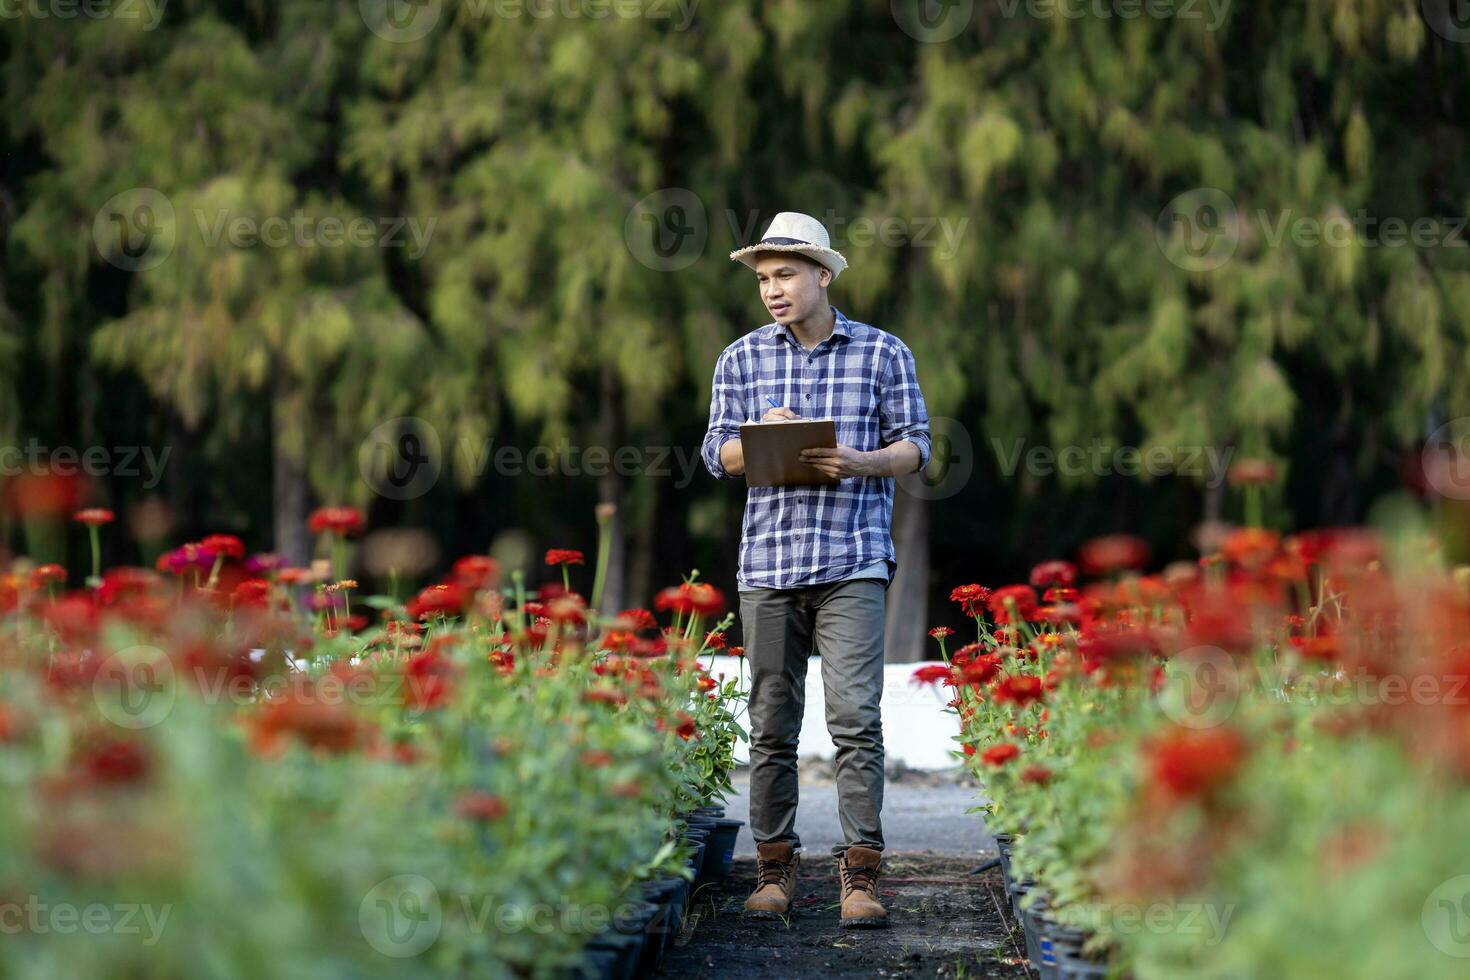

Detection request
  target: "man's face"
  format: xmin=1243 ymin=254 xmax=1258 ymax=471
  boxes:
xmin=754 ymin=253 xmax=829 ymax=324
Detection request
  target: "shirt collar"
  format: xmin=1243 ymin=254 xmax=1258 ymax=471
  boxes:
xmin=773 ymin=305 xmax=852 ymax=347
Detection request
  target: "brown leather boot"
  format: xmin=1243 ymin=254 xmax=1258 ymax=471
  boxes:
xmin=837 ymin=845 xmax=888 ymax=929
xmin=743 ymin=842 xmax=800 ymax=919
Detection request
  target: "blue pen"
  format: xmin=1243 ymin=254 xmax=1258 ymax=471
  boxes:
xmin=765 ymin=396 xmax=781 ymax=410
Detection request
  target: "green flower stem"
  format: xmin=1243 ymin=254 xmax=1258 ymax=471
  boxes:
xmin=591 ymin=512 xmax=613 ymax=613
xmin=86 ymin=524 xmax=101 ymax=587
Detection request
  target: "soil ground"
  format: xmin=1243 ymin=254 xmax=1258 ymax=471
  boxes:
xmin=655 ymin=854 xmax=1032 ymax=979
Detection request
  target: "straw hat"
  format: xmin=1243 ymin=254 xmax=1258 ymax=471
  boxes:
xmin=729 ymin=211 xmax=848 ymax=281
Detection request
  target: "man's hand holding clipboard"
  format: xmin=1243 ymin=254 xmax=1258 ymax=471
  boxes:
xmin=740 ymin=397 xmax=866 ymax=487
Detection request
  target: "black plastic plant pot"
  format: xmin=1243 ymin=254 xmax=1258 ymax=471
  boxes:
xmin=1056 ymin=952 xmax=1113 ymax=979
xmin=995 ymin=838 xmax=1014 ymax=878
xmin=1037 ymin=913 xmax=1088 ymax=966
xmin=697 ymin=818 xmax=744 ymax=882
xmin=682 ymin=834 xmax=708 ymax=878
xmin=583 ymin=931 xmax=642 ymax=980
xmin=1019 ymin=902 xmax=1044 ymax=974
xmin=1007 ymin=876 xmax=1034 ymax=920
xmin=574 ymin=947 xmax=619 ymax=980
xmin=640 ymin=880 xmax=685 ymax=965
xmin=612 ymin=899 xmax=657 ymax=937
xmin=693 ymin=804 xmax=726 ymax=818
xmin=1025 ymin=904 xmax=1062 ymax=980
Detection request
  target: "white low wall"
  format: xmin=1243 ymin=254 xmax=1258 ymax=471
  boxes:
xmin=700 ymin=654 xmax=962 ymax=771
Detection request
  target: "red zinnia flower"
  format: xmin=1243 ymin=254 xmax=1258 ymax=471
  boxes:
xmin=630 ymin=636 xmax=669 ymax=658
xmin=1020 ymin=765 xmax=1053 ymax=786
xmin=73 ymin=508 xmax=116 ymax=526
xmin=928 ymin=626 xmax=955 ymax=640
xmin=993 ymin=674 xmax=1044 ymax=707
xmin=704 ymin=630 xmax=727 ymax=650
xmin=454 ymin=792 xmax=508 ymax=821
xmin=981 ymin=743 xmax=1021 ymax=766
xmin=78 ymin=735 xmax=151 ymax=785
xmin=958 ymin=653 xmax=1003 ymax=686
xmin=200 ymin=533 xmax=246 ymax=560
xmin=1029 ymin=561 xmax=1077 ymax=589
xmin=31 ymin=564 xmax=66 ymax=588
xmin=452 ymin=555 xmax=500 ymax=590
xmin=544 ymin=549 xmax=585 ymax=567
xmin=988 ymin=585 xmax=1039 ymax=624
xmin=1220 ymin=528 xmax=1279 ymax=569
xmin=252 ymin=683 xmax=365 ymax=756
xmin=659 ymin=711 xmax=697 ymax=740
xmin=1227 ymin=459 xmax=1278 ymax=487
xmin=307 ymin=506 xmax=365 ymax=537
xmin=911 ymin=664 xmax=954 ymax=687
xmin=4 ymin=471 xmax=82 ymax=520
xmin=233 ymin=579 xmax=272 ymax=608
xmin=654 ymin=582 xmax=724 ymax=617
xmin=404 ymin=645 xmax=457 ymax=710
xmin=406 ymin=582 xmax=467 ymax=621
xmin=616 ymin=608 xmax=658 ymax=631
xmin=1146 ymin=727 xmax=1248 ymax=801
xmin=949 ymin=584 xmax=991 ymax=616
xmin=1078 ymin=534 xmax=1150 ymax=575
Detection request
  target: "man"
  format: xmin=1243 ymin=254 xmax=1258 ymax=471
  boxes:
xmin=700 ymin=211 xmax=932 ymax=929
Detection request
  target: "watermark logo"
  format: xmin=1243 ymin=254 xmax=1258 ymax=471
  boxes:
xmin=1422 ymin=417 xmax=1470 ymax=501
xmin=93 ymin=646 xmax=176 ymax=731
xmin=898 ymin=416 xmax=974 ymax=500
xmin=1155 ymin=645 xmax=1240 ymax=729
xmin=360 ymin=874 xmax=443 ymax=957
xmin=1423 ymin=0 xmax=1470 ymax=43
xmin=1424 ymin=875 xmax=1470 ymax=957
xmin=625 ymin=188 xmax=707 ymax=272
xmin=93 ymin=188 xmax=177 ymax=272
xmin=892 ymin=0 xmax=973 ymax=42
xmin=1156 ymin=187 xmax=1238 ymax=272
xmin=361 ymin=0 xmax=442 ymax=41
xmin=359 ymin=417 xmax=444 ymax=501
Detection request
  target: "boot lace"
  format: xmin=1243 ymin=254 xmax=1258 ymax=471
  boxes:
xmin=842 ymin=864 xmax=879 ymax=897
xmin=757 ymin=858 xmax=792 ymax=888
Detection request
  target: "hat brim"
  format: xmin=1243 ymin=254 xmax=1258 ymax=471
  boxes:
xmin=729 ymin=243 xmax=847 ymax=281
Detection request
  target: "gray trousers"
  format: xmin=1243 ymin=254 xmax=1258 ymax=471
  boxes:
xmin=740 ymin=578 xmax=886 ymax=859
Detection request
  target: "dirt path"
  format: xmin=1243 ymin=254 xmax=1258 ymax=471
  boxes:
xmin=655 ymin=854 xmax=1032 ymax=979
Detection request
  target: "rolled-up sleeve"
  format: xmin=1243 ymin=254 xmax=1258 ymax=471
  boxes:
xmin=701 ymin=346 xmax=746 ymax=481
xmin=879 ymin=342 xmax=931 ymax=471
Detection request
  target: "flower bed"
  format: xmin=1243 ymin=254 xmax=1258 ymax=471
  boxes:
xmin=0 ymin=509 xmax=747 ymax=978
xmin=923 ymin=521 xmax=1470 ymax=979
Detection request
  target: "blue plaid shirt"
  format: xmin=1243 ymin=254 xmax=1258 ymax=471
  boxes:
xmin=701 ymin=306 xmax=931 ymax=590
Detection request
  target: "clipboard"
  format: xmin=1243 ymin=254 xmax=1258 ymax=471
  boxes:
xmin=739 ymin=419 xmax=841 ymax=487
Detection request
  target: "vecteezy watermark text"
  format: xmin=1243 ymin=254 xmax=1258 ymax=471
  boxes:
xmin=1157 ymin=187 xmax=1469 ymax=272
xmin=358 ymin=417 xmax=705 ymax=500
xmin=995 ymin=0 xmax=1229 ymax=30
xmin=0 ymin=0 xmax=167 ymax=29
xmin=359 ymin=873 xmax=655 ymax=958
xmin=990 ymin=437 xmax=1235 ymax=487
xmin=194 ymin=209 xmax=436 ymax=259
xmin=624 ymin=191 xmax=969 ymax=271
xmin=1 ymin=441 xmax=170 ymax=489
xmin=0 ymin=898 xmax=172 ymax=946
xmin=359 ymin=0 xmax=699 ymax=43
